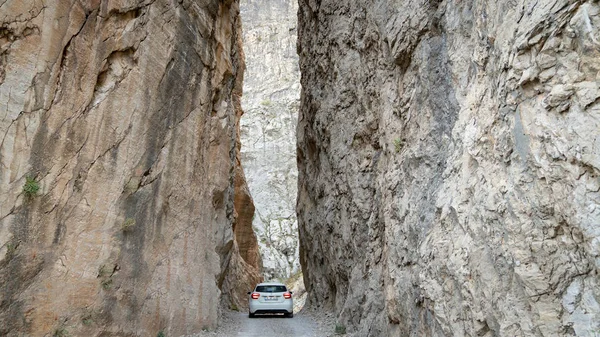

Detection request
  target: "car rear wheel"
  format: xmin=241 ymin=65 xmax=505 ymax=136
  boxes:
xmin=285 ymin=312 xmax=294 ymax=318
xmin=249 ymin=312 xmax=255 ymax=318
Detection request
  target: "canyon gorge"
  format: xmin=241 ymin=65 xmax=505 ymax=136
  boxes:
xmin=1 ymin=0 xmax=599 ymax=336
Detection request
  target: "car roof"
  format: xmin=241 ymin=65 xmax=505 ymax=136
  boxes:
xmin=255 ymin=282 xmax=286 ymax=287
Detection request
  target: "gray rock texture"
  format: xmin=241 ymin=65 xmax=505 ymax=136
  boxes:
xmin=0 ymin=0 xmax=261 ymax=336
xmin=240 ymin=0 xmax=301 ymax=281
xmin=297 ymin=0 xmax=600 ymax=336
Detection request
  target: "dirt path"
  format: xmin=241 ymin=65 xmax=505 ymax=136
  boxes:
xmin=188 ymin=309 xmax=338 ymax=337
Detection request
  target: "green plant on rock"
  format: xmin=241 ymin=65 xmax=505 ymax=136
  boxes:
xmin=121 ymin=218 xmax=136 ymax=232
xmin=81 ymin=309 xmax=97 ymax=326
xmin=82 ymin=316 xmax=93 ymax=326
xmin=5 ymin=242 xmax=16 ymax=258
xmin=23 ymin=176 xmax=40 ymax=198
xmin=98 ymin=264 xmax=114 ymax=290
xmin=393 ymin=138 xmax=405 ymax=153
xmin=54 ymin=327 xmax=69 ymax=337
xmin=334 ymin=323 xmax=347 ymax=334
xmin=230 ymin=302 xmax=239 ymax=311
xmin=157 ymin=331 xmax=166 ymax=337
xmin=260 ymin=99 xmax=272 ymax=106
xmin=101 ymin=278 xmax=113 ymax=290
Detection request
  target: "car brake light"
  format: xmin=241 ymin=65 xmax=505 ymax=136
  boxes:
xmin=251 ymin=292 xmax=260 ymax=299
xmin=283 ymin=292 xmax=292 ymax=299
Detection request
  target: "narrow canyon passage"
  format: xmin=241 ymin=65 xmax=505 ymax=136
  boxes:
xmin=237 ymin=0 xmax=311 ymax=318
xmin=1 ymin=0 xmax=599 ymax=336
xmin=239 ymin=0 xmax=302 ymax=285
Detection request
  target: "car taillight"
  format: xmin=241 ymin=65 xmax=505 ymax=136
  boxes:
xmin=251 ymin=292 xmax=260 ymax=299
xmin=283 ymin=292 xmax=292 ymax=299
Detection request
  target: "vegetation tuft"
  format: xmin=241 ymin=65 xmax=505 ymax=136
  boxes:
xmin=393 ymin=138 xmax=405 ymax=153
xmin=23 ymin=176 xmax=40 ymax=198
xmin=101 ymin=278 xmax=113 ymax=290
xmin=54 ymin=327 xmax=69 ymax=337
xmin=157 ymin=331 xmax=166 ymax=337
xmin=82 ymin=316 xmax=93 ymax=326
xmin=121 ymin=218 xmax=136 ymax=232
xmin=5 ymin=242 xmax=16 ymax=259
xmin=334 ymin=323 xmax=347 ymax=334
xmin=98 ymin=264 xmax=114 ymax=290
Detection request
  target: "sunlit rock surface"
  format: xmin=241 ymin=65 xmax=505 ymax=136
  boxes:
xmin=240 ymin=0 xmax=300 ymax=281
xmin=0 ymin=1 xmax=261 ymax=335
xmin=297 ymin=0 xmax=600 ymax=336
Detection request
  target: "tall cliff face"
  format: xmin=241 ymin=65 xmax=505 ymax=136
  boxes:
xmin=240 ymin=0 xmax=300 ymax=281
xmin=0 ymin=0 xmax=260 ymax=336
xmin=297 ymin=0 xmax=600 ymax=336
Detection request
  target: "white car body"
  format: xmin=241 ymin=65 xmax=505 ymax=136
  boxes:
xmin=248 ymin=282 xmax=294 ymax=318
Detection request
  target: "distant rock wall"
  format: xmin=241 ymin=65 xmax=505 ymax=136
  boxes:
xmin=0 ymin=0 xmax=260 ymax=336
xmin=297 ymin=0 xmax=600 ymax=336
xmin=240 ymin=0 xmax=301 ymax=281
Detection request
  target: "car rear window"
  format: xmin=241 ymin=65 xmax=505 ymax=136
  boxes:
xmin=255 ymin=285 xmax=287 ymax=293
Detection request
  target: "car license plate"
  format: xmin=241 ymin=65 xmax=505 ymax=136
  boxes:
xmin=265 ymin=296 xmax=276 ymax=301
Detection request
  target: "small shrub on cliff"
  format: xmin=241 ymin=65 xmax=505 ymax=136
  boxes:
xmin=334 ymin=323 xmax=347 ymax=334
xmin=54 ymin=327 xmax=69 ymax=337
xmin=101 ymin=278 xmax=113 ymax=290
xmin=98 ymin=264 xmax=114 ymax=290
xmin=157 ymin=331 xmax=166 ymax=337
xmin=82 ymin=316 xmax=93 ymax=326
xmin=393 ymin=138 xmax=405 ymax=153
xmin=5 ymin=242 xmax=16 ymax=258
xmin=121 ymin=218 xmax=136 ymax=232
xmin=23 ymin=176 xmax=40 ymax=198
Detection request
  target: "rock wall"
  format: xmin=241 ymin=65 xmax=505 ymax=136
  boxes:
xmin=0 ymin=0 xmax=261 ymax=336
xmin=240 ymin=0 xmax=301 ymax=281
xmin=297 ymin=0 xmax=600 ymax=336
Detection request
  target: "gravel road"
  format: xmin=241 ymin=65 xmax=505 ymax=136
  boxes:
xmin=188 ymin=309 xmax=339 ymax=337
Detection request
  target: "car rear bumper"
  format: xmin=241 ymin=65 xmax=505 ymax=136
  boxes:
xmin=252 ymin=309 xmax=292 ymax=314
xmin=249 ymin=300 xmax=293 ymax=314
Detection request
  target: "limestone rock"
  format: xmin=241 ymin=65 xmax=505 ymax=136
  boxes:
xmin=297 ymin=0 xmax=600 ymax=336
xmin=240 ymin=0 xmax=300 ymax=281
xmin=0 ymin=0 xmax=260 ymax=336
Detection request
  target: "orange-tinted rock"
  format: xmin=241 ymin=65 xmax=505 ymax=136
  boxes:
xmin=0 ymin=1 xmax=260 ymax=335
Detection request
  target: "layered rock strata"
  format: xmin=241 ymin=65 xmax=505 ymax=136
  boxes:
xmin=0 ymin=0 xmax=261 ymax=336
xmin=240 ymin=0 xmax=301 ymax=281
xmin=297 ymin=0 xmax=600 ymax=336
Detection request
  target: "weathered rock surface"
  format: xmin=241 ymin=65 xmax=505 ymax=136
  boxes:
xmin=240 ymin=0 xmax=301 ymax=281
xmin=0 ymin=0 xmax=261 ymax=336
xmin=297 ymin=0 xmax=600 ymax=336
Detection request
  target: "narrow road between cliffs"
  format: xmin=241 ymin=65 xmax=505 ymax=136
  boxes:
xmin=189 ymin=309 xmax=337 ymax=337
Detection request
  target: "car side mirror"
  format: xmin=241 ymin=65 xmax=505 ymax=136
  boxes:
xmin=247 ymin=292 xmax=251 ymax=295
xmin=289 ymin=291 xmax=293 ymax=294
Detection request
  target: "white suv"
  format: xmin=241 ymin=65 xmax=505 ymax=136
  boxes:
xmin=248 ymin=282 xmax=294 ymax=318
